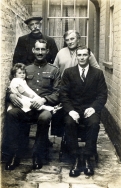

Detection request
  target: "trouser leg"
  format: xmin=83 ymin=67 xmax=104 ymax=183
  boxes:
xmin=83 ymin=113 xmax=100 ymax=155
xmin=3 ymin=108 xmax=28 ymax=157
xmin=51 ymin=108 xmax=64 ymax=136
xmin=64 ymin=115 xmax=78 ymax=157
xmin=33 ymin=110 xmax=52 ymax=159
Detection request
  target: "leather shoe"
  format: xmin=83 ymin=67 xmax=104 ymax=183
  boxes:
xmin=69 ymin=157 xmax=80 ymax=177
xmin=83 ymin=155 xmax=94 ymax=176
xmin=32 ymin=154 xmax=43 ymax=170
xmin=5 ymin=155 xmax=20 ymax=170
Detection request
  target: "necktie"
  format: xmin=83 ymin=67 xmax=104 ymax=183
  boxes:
xmin=81 ymin=69 xmax=85 ymax=82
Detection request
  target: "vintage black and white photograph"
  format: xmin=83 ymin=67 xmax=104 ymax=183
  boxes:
xmin=0 ymin=0 xmax=121 ymax=188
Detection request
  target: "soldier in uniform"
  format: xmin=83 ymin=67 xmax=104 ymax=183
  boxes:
xmin=4 ymin=39 xmax=61 ymax=170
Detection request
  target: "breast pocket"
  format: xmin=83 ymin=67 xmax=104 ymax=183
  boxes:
xmin=42 ymin=73 xmax=54 ymax=88
xmin=26 ymin=75 xmax=34 ymax=79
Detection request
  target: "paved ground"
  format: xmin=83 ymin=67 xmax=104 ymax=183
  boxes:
xmin=1 ymin=123 xmax=121 ymax=188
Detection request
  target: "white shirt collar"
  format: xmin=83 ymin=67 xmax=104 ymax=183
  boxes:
xmin=78 ymin=64 xmax=89 ymax=77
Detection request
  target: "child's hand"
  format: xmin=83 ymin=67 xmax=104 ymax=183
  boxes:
xmin=52 ymin=104 xmax=62 ymax=114
xmin=29 ymin=94 xmax=35 ymax=99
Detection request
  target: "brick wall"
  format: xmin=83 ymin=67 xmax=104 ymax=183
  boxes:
xmin=99 ymin=0 xmax=121 ymax=159
xmin=0 ymin=0 xmax=30 ymax=132
xmin=32 ymin=0 xmax=42 ymax=16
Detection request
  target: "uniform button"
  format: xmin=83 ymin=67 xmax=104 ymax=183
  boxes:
xmin=36 ymin=89 xmax=39 ymax=91
xmin=37 ymin=80 xmax=39 ymax=82
xmin=38 ymin=73 xmax=40 ymax=75
xmin=39 ymin=66 xmax=40 ymax=68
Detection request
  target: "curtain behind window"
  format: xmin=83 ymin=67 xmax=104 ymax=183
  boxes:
xmin=49 ymin=1 xmax=87 ymax=49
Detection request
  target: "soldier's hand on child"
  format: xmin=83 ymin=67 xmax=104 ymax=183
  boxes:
xmin=10 ymin=93 xmax=23 ymax=108
xmin=30 ymin=96 xmax=46 ymax=109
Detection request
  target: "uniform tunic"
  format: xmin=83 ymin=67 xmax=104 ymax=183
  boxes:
xmin=26 ymin=60 xmax=61 ymax=106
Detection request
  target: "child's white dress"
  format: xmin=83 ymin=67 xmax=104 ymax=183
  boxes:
xmin=8 ymin=78 xmax=54 ymax=112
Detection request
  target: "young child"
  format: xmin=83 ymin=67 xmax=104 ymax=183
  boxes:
xmin=8 ymin=63 xmax=61 ymax=113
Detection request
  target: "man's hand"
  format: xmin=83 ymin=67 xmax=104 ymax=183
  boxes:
xmin=30 ymin=97 xmax=46 ymax=110
xmin=10 ymin=93 xmax=23 ymax=108
xmin=84 ymin=107 xmax=95 ymax=118
xmin=69 ymin=110 xmax=80 ymax=124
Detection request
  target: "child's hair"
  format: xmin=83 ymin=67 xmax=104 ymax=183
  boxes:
xmin=9 ymin=63 xmax=26 ymax=80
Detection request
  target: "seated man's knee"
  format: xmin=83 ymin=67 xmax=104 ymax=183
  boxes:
xmin=38 ymin=110 xmax=52 ymax=124
xmin=91 ymin=123 xmax=100 ymax=132
xmin=7 ymin=108 xmax=23 ymax=118
xmin=64 ymin=115 xmax=76 ymax=128
xmin=87 ymin=113 xmax=100 ymax=127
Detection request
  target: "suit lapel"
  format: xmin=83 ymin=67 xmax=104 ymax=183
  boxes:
xmin=72 ymin=65 xmax=82 ymax=83
xmin=70 ymin=65 xmax=86 ymax=97
xmin=72 ymin=65 xmax=96 ymax=96
xmin=81 ymin=66 xmax=95 ymax=94
xmin=70 ymin=65 xmax=96 ymax=96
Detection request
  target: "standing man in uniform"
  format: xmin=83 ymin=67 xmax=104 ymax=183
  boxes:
xmin=13 ymin=16 xmax=58 ymax=65
xmin=4 ymin=39 xmax=61 ymax=170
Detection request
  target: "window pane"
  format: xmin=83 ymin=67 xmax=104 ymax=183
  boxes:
xmin=49 ymin=19 xmax=62 ymax=36
xmin=48 ymin=0 xmax=88 ymax=47
xmin=54 ymin=37 xmax=64 ymax=50
xmin=49 ymin=0 xmax=61 ymax=17
xmin=62 ymin=19 xmax=74 ymax=33
xmin=63 ymin=0 xmax=74 ymax=17
xmin=75 ymin=0 xmax=88 ymax=17
xmin=75 ymin=18 xmax=87 ymax=36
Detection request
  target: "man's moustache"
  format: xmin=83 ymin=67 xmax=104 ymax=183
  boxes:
xmin=32 ymin=27 xmax=40 ymax=31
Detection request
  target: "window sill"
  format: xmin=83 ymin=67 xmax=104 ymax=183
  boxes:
xmin=103 ymin=61 xmax=113 ymax=70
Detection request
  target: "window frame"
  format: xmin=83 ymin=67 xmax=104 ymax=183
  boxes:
xmin=47 ymin=0 xmax=90 ymax=49
xmin=103 ymin=0 xmax=114 ymax=70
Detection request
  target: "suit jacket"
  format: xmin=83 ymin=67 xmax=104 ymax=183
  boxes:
xmin=13 ymin=33 xmax=58 ymax=65
xmin=60 ymin=65 xmax=108 ymax=115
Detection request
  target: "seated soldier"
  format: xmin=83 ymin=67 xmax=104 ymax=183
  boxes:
xmin=3 ymin=39 xmax=61 ymax=170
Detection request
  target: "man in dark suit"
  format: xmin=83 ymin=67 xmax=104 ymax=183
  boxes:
xmin=13 ymin=16 xmax=58 ymax=65
xmin=60 ymin=46 xmax=108 ymax=177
